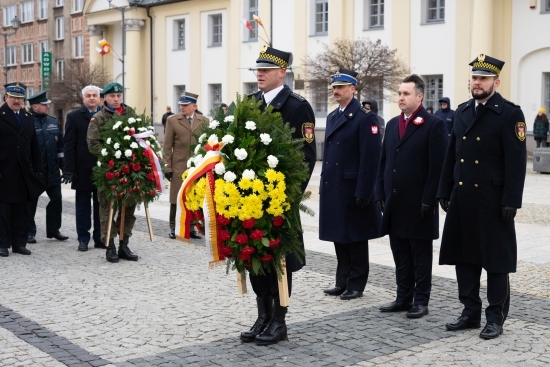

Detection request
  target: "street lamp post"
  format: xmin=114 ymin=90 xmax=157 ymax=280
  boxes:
xmin=2 ymin=16 xmax=21 ymax=84
xmin=107 ymin=0 xmax=141 ymax=103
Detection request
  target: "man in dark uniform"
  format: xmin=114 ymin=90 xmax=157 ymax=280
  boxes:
xmin=0 ymin=83 xmax=44 ymax=257
xmin=241 ymin=46 xmax=316 ymax=345
xmin=375 ymin=74 xmax=448 ymax=319
xmin=437 ymin=54 xmax=526 ymax=339
xmin=320 ymin=69 xmax=381 ymax=300
xmin=161 ymin=106 xmax=173 ymax=132
xmin=434 ymin=97 xmax=455 ymax=137
xmin=63 ymin=85 xmax=104 ymax=251
xmin=27 ymin=90 xmax=68 ymax=244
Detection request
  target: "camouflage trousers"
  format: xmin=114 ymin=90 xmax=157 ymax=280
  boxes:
xmin=98 ymin=190 xmax=137 ymax=242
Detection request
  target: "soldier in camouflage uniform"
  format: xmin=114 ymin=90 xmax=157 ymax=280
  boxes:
xmin=86 ymin=82 xmax=139 ymax=263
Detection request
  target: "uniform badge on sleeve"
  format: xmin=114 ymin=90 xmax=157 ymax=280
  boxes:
xmin=515 ymin=122 xmax=526 ymax=141
xmin=302 ymin=122 xmax=315 ymax=143
xmin=371 ymin=125 xmax=379 ymax=134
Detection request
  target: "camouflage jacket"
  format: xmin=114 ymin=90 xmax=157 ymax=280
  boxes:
xmin=87 ymin=103 xmax=135 ymax=156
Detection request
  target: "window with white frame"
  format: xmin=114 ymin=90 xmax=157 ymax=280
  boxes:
xmin=2 ymin=6 xmax=16 ymax=27
xmin=56 ymin=59 xmax=65 ymax=79
xmin=315 ymin=0 xmax=328 ymax=35
xmin=22 ymin=44 xmax=34 ymax=64
xmin=310 ymin=82 xmax=328 ymax=117
xmin=210 ymin=14 xmax=222 ymax=46
xmin=366 ymin=0 xmax=384 ymax=29
xmin=175 ymin=85 xmax=186 ymax=107
xmin=174 ymin=20 xmax=185 ymax=49
xmin=21 ymin=1 xmax=34 ymax=23
xmin=426 ymin=0 xmax=445 ymax=23
xmin=7 ymin=46 xmax=17 ymax=66
xmin=73 ymin=0 xmax=83 ymax=13
xmin=26 ymin=86 xmax=35 ymax=99
xmin=544 ymin=73 xmax=550 ymax=112
xmin=544 ymin=0 xmax=550 ymax=12
xmin=39 ymin=40 xmax=49 ymax=54
xmin=39 ymin=0 xmax=48 ymax=19
xmin=55 ymin=18 xmax=64 ymax=40
xmin=210 ymin=84 xmax=222 ymax=111
xmin=246 ymin=0 xmax=258 ymax=41
xmin=73 ymin=36 xmax=84 ymax=58
xmin=244 ymin=82 xmax=257 ymax=95
xmin=55 ymin=0 xmax=64 ymax=7
xmin=422 ymin=75 xmax=443 ymax=111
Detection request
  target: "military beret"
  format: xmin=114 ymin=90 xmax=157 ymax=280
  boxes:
xmin=27 ymin=90 xmax=51 ymax=105
xmin=102 ymin=82 xmax=124 ymax=95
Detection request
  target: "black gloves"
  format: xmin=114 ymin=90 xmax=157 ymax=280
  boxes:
xmin=375 ymin=200 xmax=385 ymax=213
xmin=421 ymin=203 xmax=435 ymax=218
xmin=355 ymin=197 xmax=369 ymax=210
xmin=438 ymin=198 xmax=449 ymax=213
xmin=61 ymin=172 xmax=73 ymax=184
xmin=502 ymin=206 xmax=517 ymax=222
xmin=36 ymin=172 xmax=44 ymax=181
xmin=165 ymin=172 xmax=173 ymax=181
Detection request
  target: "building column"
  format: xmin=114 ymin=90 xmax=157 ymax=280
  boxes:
xmin=124 ymin=19 xmax=145 ymax=107
xmin=86 ymin=25 xmax=106 ymax=69
xmin=470 ymin=0 xmax=493 ymax=58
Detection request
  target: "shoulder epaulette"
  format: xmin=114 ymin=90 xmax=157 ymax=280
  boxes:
xmin=504 ymin=99 xmax=520 ymax=108
xmin=457 ymin=101 xmax=469 ymax=109
xmin=290 ymin=92 xmax=306 ymax=101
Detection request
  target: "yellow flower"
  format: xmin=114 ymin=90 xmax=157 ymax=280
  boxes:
xmin=238 ymin=178 xmax=253 ymax=190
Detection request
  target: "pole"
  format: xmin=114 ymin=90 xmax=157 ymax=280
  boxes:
xmin=3 ymin=33 xmax=8 ymax=84
xmin=121 ymin=8 xmax=126 ymax=103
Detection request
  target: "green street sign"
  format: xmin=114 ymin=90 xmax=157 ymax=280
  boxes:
xmin=41 ymin=51 xmax=52 ymax=88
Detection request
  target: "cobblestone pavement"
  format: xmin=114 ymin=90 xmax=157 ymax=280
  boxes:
xmin=1 ymin=162 xmax=549 ymax=367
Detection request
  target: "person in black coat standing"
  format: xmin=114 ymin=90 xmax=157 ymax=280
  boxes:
xmin=434 ymin=97 xmax=455 ymax=137
xmin=320 ymin=69 xmax=381 ymax=300
xmin=242 ymin=46 xmax=316 ymax=346
xmin=0 ymin=83 xmax=44 ymax=257
xmin=375 ymin=74 xmax=448 ymax=319
xmin=437 ymin=55 xmax=526 ymax=340
xmin=63 ymin=85 xmax=104 ymax=251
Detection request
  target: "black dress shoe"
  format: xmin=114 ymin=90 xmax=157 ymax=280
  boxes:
xmin=169 ymin=229 xmax=176 ymax=239
xmin=0 ymin=248 xmax=9 ymax=257
xmin=379 ymin=301 xmax=413 ymax=312
xmin=27 ymin=236 xmax=37 ymax=244
xmin=47 ymin=232 xmax=69 ymax=241
xmin=13 ymin=247 xmax=31 ymax=255
xmin=323 ymin=286 xmax=345 ymax=296
xmin=340 ymin=290 xmax=363 ymax=300
xmin=94 ymin=241 xmax=107 ymax=249
xmin=445 ymin=316 xmax=481 ymax=331
xmin=479 ymin=322 xmax=503 ymax=339
xmin=406 ymin=305 xmax=429 ymax=318
xmin=190 ymin=231 xmax=201 ymax=239
xmin=78 ymin=241 xmax=89 ymax=252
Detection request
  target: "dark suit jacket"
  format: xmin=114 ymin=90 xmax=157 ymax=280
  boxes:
xmin=0 ymin=103 xmax=44 ymax=203
xmin=375 ymin=106 xmax=448 ymax=240
xmin=64 ymin=105 xmax=99 ymax=191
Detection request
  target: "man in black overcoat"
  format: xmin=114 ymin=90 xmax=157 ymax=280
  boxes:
xmin=437 ymin=54 xmax=526 ymax=340
xmin=63 ymin=85 xmax=104 ymax=252
xmin=320 ymin=69 xmax=381 ymax=300
xmin=0 ymin=83 xmax=44 ymax=257
xmin=375 ymin=74 xmax=448 ymax=318
xmin=241 ymin=46 xmax=316 ymax=345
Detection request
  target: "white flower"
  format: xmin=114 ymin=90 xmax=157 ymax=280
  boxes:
xmin=209 ymin=120 xmax=220 ymax=129
xmin=114 ymin=143 xmax=120 ymax=149
xmin=224 ymin=115 xmax=235 ymax=122
xmin=267 ymin=155 xmax=279 ymax=168
xmin=138 ymin=127 xmax=147 ymax=132
xmin=106 ymin=137 xmax=112 ymax=144
xmin=242 ymin=169 xmax=255 ymax=179
xmin=115 ymin=150 xmax=122 ymax=159
xmin=234 ymin=148 xmax=248 ymax=160
xmin=128 ymin=117 xmax=136 ymax=124
xmin=136 ymin=118 xmax=142 ymax=122
xmin=187 ymin=158 xmax=194 ymax=168
xmin=123 ymin=126 xmax=130 ymax=131
xmin=97 ymin=161 xmax=101 ymax=167
xmin=214 ymin=162 xmax=226 ymax=175
xmin=193 ymin=154 xmax=204 ymax=165
xmin=260 ymin=133 xmax=272 ymax=145
xmin=112 ymin=121 xmax=122 ymax=130
xmin=245 ymin=121 xmax=256 ymax=130
xmin=130 ymin=142 xmax=139 ymax=149
xmin=198 ymin=133 xmax=207 ymax=143
xmin=157 ymin=150 xmax=163 ymax=159
xmin=146 ymin=140 xmax=151 ymax=146
xmin=224 ymin=171 xmax=237 ymax=182
xmin=124 ymin=149 xmax=132 ymax=157
xmin=148 ymin=125 xmax=154 ymax=130
xmin=208 ymin=134 xmax=219 ymax=143
xmin=194 ymin=144 xmax=201 ymax=154
xmin=124 ymin=135 xmax=131 ymax=140
xmin=101 ymin=148 xmax=108 ymax=156
xmin=222 ymin=135 xmax=234 ymax=144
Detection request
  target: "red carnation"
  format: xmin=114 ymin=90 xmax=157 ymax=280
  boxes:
xmin=121 ymin=165 xmax=130 ymax=174
xmin=111 ymin=186 xmax=116 ymax=191
xmin=260 ymin=254 xmax=273 ymax=262
xmin=132 ymin=163 xmax=141 ymax=172
xmin=236 ymin=234 xmax=248 ymax=245
xmin=273 ymin=216 xmax=284 ymax=227
xmin=250 ymin=229 xmax=263 ymax=241
xmin=269 ymin=238 xmax=280 ymax=247
xmin=242 ymin=246 xmax=255 ymax=256
xmin=143 ymin=149 xmax=150 ymax=157
xmin=147 ymin=172 xmax=155 ymax=181
xmin=150 ymin=189 xmax=156 ymax=196
xmin=220 ymin=245 xmax=232 ymax=257
xmin=242 ymin=218 xmax=255 ymax=229
xmin=219 ymin=229 xmax=231 ymax=241
xmin=217 ymin=215 xmax=231 ymax=225
xmin=105 ymin=172 xmax=114 ymax=180
xmin=238 ymin=252 xmax=250 ymax=261
xmin=108 ymin=160 xmax=115 ymax=167
xmin=114 ymin=171 xmax=120 ymax=178
xmin=243 ymin=262 xmax=252 ymax=268
xmin=129 ymin=128 xmax=135 ymax=136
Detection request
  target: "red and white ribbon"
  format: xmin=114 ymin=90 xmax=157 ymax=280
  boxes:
xmin=133 ymin=131 xmax=166 ymax=194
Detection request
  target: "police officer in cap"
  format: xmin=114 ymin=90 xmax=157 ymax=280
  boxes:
xmin=241 ymin=46 xmax=316 ymax=345
xmin=27 ymin=90 xmax=68 ymax=244
xmin=437 ymin=54 xmax=526 ymax=339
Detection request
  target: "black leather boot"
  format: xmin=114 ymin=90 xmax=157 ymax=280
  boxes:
xmin=118 ymin=237 xmax=138 ymax=261
xmin=240 ymin=297 xmax=273 ymax=342
xmin=255 ymin=303 xmax=288 ymax=345
xmin=106 ymin=239 xmax=119 ymax=263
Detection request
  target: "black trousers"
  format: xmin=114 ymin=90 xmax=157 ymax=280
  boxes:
xmin=456 ymin=263 xmax=510 ymax=325
xmin=334 ymin=240 xmax=369 ymax=292
xmin=28 ymin=184 xmax=62 ymax=236
xmin=75 ymin=188 xmax=101 ymax=244
xmin=389 ymin=236 xmax=433 ymax=305
xmin=0 ymin=202 xmax=29 ymax=249
xmin=250 ymin=270 xmax=293 ymax=301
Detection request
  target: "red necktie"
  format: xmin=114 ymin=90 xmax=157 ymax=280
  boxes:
xmin=399 ymin=117 xmax=408 ymax=139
